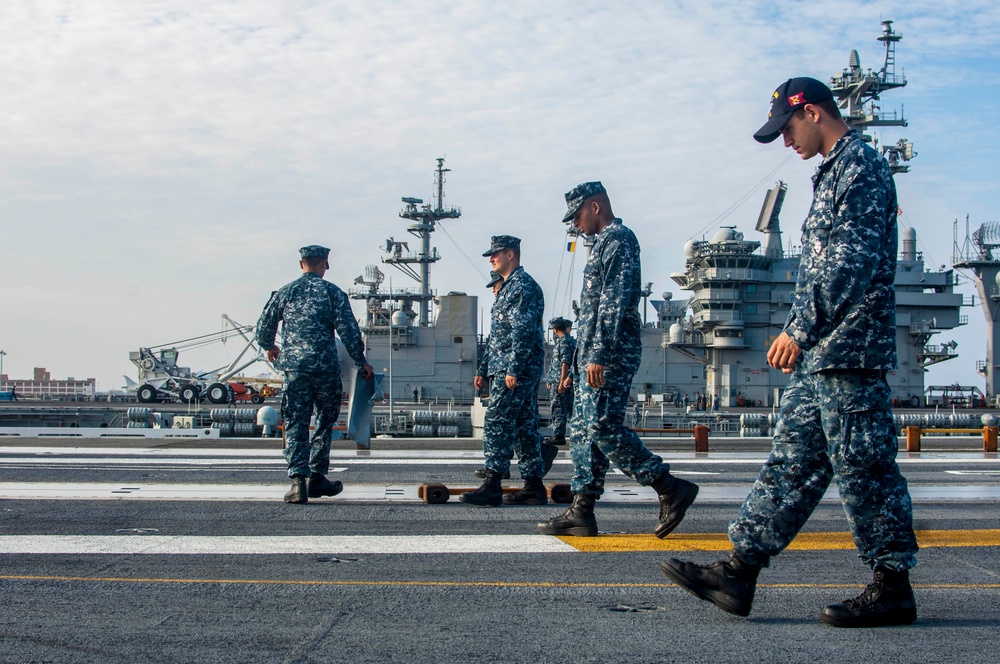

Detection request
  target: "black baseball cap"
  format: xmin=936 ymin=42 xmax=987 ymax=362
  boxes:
xmin=754 ymin=77 xmax=834 ymax=144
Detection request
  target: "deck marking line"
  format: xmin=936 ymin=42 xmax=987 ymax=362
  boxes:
xmin=558 ymin=529 xmax=1000 ymax=552
xmin=0 ymin=534 xmax=577 ymax=555
xmin=0 ymin=530 xmax=998 ymax=555
xmin=0 ymin=574 xmax=997 ymax=590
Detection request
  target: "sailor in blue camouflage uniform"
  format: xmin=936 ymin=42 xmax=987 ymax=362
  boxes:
xmin=463 ymin=236 xmax=555 ymax=506
xmin=472 ymin=270 xmax=511 ymax=481
xmin=537 ymin=182 xmax=698 ymax=537
xmin=544 ymin=317 xmax=576 ymax=445
xmin=475 ymin=272 xmax=505 ymax=387
xmin=660 ymin=78 xmax=919 ymax=628
xmin=256 ymin=245 xmax=374 ymax=504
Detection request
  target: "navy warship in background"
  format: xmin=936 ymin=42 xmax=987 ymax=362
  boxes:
xmin=353 ymin=21 xmax=969 ymax=411
xmin=3 ymin=20 xmax=989 ymax=432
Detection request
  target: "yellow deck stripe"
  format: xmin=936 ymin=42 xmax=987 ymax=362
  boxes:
xmin=558 ymin=529 xmax=1000 ymax=552
xmin=0 ymin=575 xmax=997 ymax=590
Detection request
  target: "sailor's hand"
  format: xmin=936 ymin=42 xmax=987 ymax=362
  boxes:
xmin=560 ymin=376 xmax=572 ymax=391
xmin=358 ymin=364 xmax=374 ymax=381
xmin=505 ymin=374 xmax=519 ymax=390
xmin=586 ymin=363 xmax=605 ymax=389
xmin=266 ymin=347 xmax=280 ymax=363
xmin=767 ymin=332 xmax=801 ymax=374
xmin=474 ymin=375 xmax=485 ymax=390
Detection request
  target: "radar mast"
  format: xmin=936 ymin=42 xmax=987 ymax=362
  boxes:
xmin=828 ymin=20 xmax=915 ymax=174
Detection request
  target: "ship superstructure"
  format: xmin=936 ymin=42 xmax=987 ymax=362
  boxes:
xmin=953 ymin=219 xmax=1000 ymax=401
xmin=349 ymin=159 xmax=479 ymax=404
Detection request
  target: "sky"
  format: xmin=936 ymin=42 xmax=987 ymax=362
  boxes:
xmin=1 ymin=1 xmax=998 ymax=392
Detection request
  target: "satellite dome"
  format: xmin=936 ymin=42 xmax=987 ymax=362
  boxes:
xmin=711 ymin=228 xmax=736 ymax=243
xmin=256 ymin=406 xmax=279 ymax=426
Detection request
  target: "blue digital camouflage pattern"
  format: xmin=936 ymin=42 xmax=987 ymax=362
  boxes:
xmin=727 ymin=128 xmax=916 ymax=572
xmin=728 ymin=367 xmax=918 ymax=571
xmin=255 ymin=273 xmax=368 ymax=373
xmin=568 ymin=368 xmax=670 ymax=496
xmin=482 ymin=266 xmax=545 ymax=380
xmin=784 ymin=130 xmax=898 ymax=373
xmin=562 ymin=181 xmax=607 ymax=222
xmin=481 ymin=235 xmax=521 ymax=257
xmin=483 ymin=374 xmax=544 ymax=478
xmin=546 ymin=332 xmax=577 ymax=438
xmin=544 ymin=330 xmax=577 ymax=383
xmin=299 ymin=245 xmax=330 ymax=259
xmin=256 ymin=271 xmax=368 ymax=479
xmin=280 ymin=371 xmax=344 ymax=477
xmin=575 ymin=219 xmax=643 ymax=374
xmin=567 ymin=216 xmax=670 ymax=494
xmin=479 ymin=265 xmax=545 ymax=477
xmin=549 ymin=385 xmax=573 ymax=438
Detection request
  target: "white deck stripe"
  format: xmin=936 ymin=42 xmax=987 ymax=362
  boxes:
xmin=0 ymin=535 xmax=578 ymax=555
xmin=0 ymin=482 xmax=998 ymax=502
xmin=0 ymin=446 xmax=996 ymax=465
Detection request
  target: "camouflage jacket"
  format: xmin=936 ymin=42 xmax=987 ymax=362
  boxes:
xmin=545 ymin=333 xmax=578 ymax=383
xmin=576 ymin=218 xmax=643 ymax=374
xmin=483 ymin=266 xmax=545 ymax=379
xmin=784 ymin=129 xmax=897 ymax=372
xmin=255 ymin=272 xmax=368 ymax=373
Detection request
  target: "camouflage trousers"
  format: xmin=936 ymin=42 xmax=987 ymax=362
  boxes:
xmin=281 ymin=371 xmax=343 ymax=478
xmin=729 ymin=368 xmax=918 ymax=571
xmin=549 ymin=383 xmax=573 ymax=438
xmin=483 ymin=374 xmax=544 ymax=479
xmin=568 ymin=369 xmax=670 ymax=496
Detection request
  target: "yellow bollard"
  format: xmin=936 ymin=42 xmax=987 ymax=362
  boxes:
xmin=905 ymin=425 xmax=921 ymax=452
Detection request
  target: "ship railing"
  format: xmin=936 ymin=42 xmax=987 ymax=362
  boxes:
xmin=921 ymin=345 xmax=958 ymax=357
xmin=348 ymin=287 xmax=438 ymax=299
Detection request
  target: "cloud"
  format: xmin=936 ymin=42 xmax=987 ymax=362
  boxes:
xmin=0 ymin=0 xmax=998 ymax=388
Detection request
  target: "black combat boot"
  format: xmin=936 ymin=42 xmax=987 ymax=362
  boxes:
xmin=284 ymin=476 xmax=308 ymax=504
xmin=474 ymin=468 xmax=509 ymax=479
xmin=541 ymin=442 xmax=559 ymax=476
xmin=546 ymin=434 xmax=567 ymax=446
xmin=650 ymin=472 xmax=699 ymax=538
xmin=459 ymin=469 xmax=503 ymax=506
xmin=307 ymin=473 xmax=344 ymax=498
xmin=502 ymin=477 xmax=548 ymax=505
xmin=820 ymin=567 xmax=917 ymax=628
xmin=659 ymin=551 xmax=762 ymax=617
xmin=535 ymin=493 xmax=598 ymax=536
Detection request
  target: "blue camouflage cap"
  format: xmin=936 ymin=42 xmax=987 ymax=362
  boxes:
xmin=562 ymin=181 xmax=606 ymax=222
xmin=549 ymin=316 xmax=572 ymax=330
xmin=299 ymin=245 xmax=330 ymax=260
xmin=482 ymin=235 xmax=521 ymax=257
xmin=486 ymin=271 xmax=504 ymax=288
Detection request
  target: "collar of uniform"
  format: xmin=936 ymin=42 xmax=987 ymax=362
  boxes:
xmin=594 ymin=217 xmax=623 ymax=240
xmin=812 ymin=129 xmax=860 ymax=186
xmin=300 ymin=272 xmax=322 ymax=280
xmin=505 ymin=265 xmax=525 ymax=282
